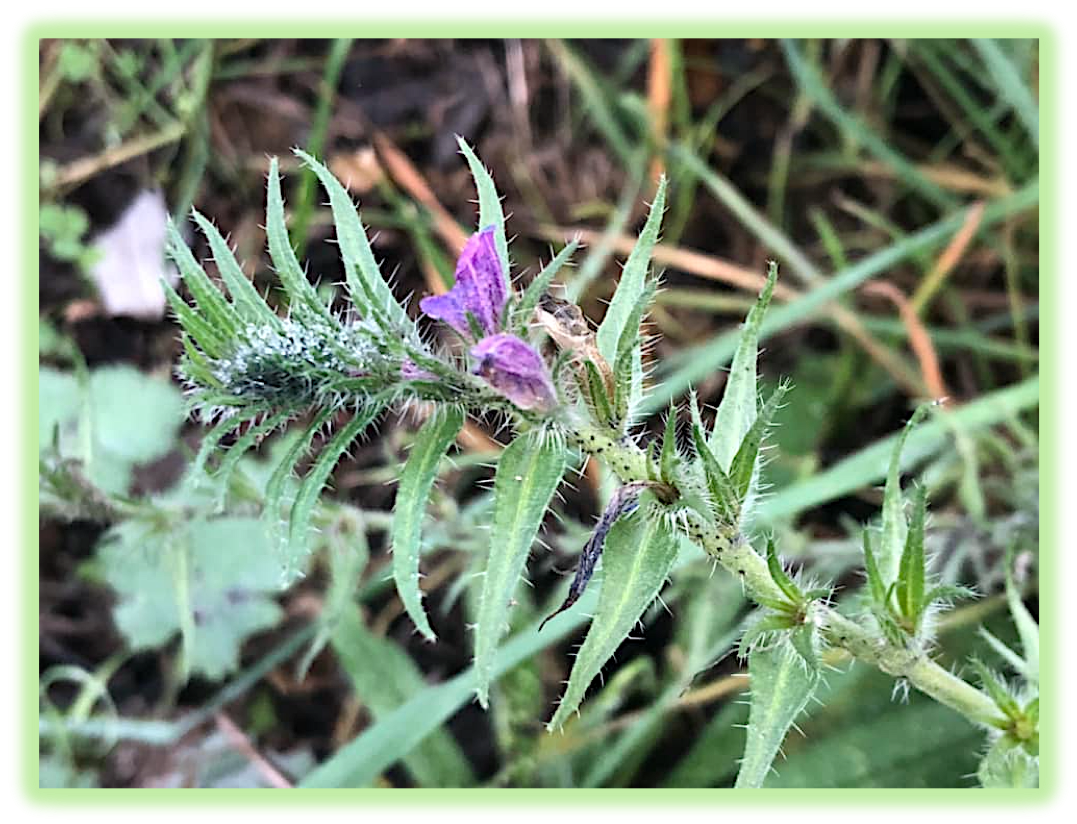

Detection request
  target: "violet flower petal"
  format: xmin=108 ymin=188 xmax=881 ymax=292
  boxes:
xmin=470 ymin=333 xmax=558 ymax=412
xmin=419 ymin=227 xmax=507 ymax=339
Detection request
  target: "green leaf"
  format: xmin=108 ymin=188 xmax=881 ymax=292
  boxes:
xmin=738 ymin=612 xmax=799 ymax=660
xmin=969 ymin=658 xmax=1021 ymax=719
xmin=977 ymin=735 xmax=1038 ymax=788
xmin=861 ymin=528 xmax=889 ymax=609
xmin=97 ymin=518 xmax=284 ymax=681
xmin=190 ymin=208 xmax=281 ymax=328
xmin=88 ymin=366 xmax=186 ymax=466
xmin=596 ymin=176 xmax=667 ymax=366
xmin=474 ymin=434 xmax=566 ymax=707
xmin=708 ymin=261 xmax=777 ymax=468
xmin=293 ymin=149 xmax=414 ymax=339
xmin=896 ymin=484 xmax=928 ymax=627
xmin=728 ymin=380 xmax=788 ymax=502
xmin=689 ymin=397 xmax=738 ymax=523
xmin=977 ymin=627 xmax=1032 ymax=681
xmin=734 ymin=640 xmax=820 ymax=788
xmin=331 ymin=605 xmax=474 ymax=787
xmin=547 ymin=510 xmax=678 ymax=730
xmin=659 ymin=403 xmax=678 ymax=483
xmin=391 ymin=406 xmax=465 ymax=641
xmin=765 ymin=535 xmax=802 ymax=606
xmin=1005 ymin=556 xmax=1039 ymax=684
xmin=263 ymin=408 xmax=335 ymax=548
xmin=166 ymin=219 xmax=242 ymax=337
xmin=163 ymin=278 xmax=228 ymax=358
xmin=285 ymin=402 xmax=385 ymax=580
xmin=456 ymin=136 xmax=511 ymax=285
xmin=611 ymin=277 xmax=658 ymax=421
xmin=512 ymin=239 xmax=580 ymax=332
xmin=879 ymin=404 xmax=930 ymax=586
xmin=582 ymin=359 xmax=614 ymax=426
xmin=210 ymin=410 xmax=292 ymax=509
xmin=265 ymin=158 xmax=333 ymax=321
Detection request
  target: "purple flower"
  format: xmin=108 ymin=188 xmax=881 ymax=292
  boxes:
xmin=419 ymin=227 xmax=507 ymax=341
xmin=470 ymin=334 xmax=558 ymax=412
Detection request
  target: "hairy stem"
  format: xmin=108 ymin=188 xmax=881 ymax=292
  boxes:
xmin=566 ymin=417 xmax=1007 ymax=731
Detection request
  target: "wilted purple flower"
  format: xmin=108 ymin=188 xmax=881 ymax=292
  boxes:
xmin=419 ymin=227 xmax=506 ymax=340
xmin=470 ymin=334 xmax=558 ymax=412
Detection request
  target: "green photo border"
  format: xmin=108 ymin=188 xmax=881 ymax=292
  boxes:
xmin=25 ymin=21 xmax=1055 ymax=804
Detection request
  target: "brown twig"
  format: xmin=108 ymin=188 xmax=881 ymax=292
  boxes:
xmin=862 ymin=281 xmax=950 ymax=401
xmin=214 ymin=713 xmax=293 ymax=789
xmin=647 ymin=39 xmax=672 ymax=183
xmin=911 ymin=201 xmax=987 ymax=314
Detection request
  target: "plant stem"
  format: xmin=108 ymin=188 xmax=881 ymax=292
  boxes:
xmin=566 ymin=417 xmax=1008 ymax=731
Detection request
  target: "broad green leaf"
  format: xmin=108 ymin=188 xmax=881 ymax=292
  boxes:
xmin=331 ymin=605 xmax=474 ymax=787
xmin=596 ymin=176 xmax=667 ymax=366
xmin=285 ymin=402 xmax=385 ymax=580
xmin=39 ymin=367 xmax=80 ymax=452
xmin=977 ymin=735 xmax=1038 ymax=788
xmin=512 ymin=239 xmax=580 ymax=332
xmin=391 ymin=406 xmax=465 ymax=641
xmin=474 ymin=434 xmax=566 ymax=706
xmin=293 ymin=149 xmax=414 ymax=339
xmin=456 ymin=136 xmax=510 ymax=285
xmin=97 ymin=518 xmax=284 ymax=681
xmin=88 ymin=366 xmax=185 ymax=465
xmin=734 ymin=640 xmax=819 ymax=788
xmin=879 ymin=405 xmax=930 ymax=586
xmin=708 ymin=261 xmax=777 ymax=468
xmin=547 ymin=510 xmax=678 ymax=730
xmin=896 ymin=484 xmax=928 ymax=628
xmin=265 ymin=158 xmax=333 ymax=321
xmin=190 ymin=208 xmax=282 ymax=328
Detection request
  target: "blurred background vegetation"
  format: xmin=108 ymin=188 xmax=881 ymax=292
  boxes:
xmin=38 ymin=37 xmax=1039 ymax=788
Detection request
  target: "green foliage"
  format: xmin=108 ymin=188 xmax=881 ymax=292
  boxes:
xmin=40 ymin=203 xmax=98 ymax=270
xmin=548 ymin=507 xmax=679 ymax=729
xmin=391 ymin=406 xmax=465 ymax=640
xmin=95 ymin=517 xmax=284 ymax=681
xmin=474 ymin=433 xmax=567 ymax=707
xmin=457 ymin=136 xmax=511 ymax=283
xmin=735 ymin=640 xmax=820 ymax=788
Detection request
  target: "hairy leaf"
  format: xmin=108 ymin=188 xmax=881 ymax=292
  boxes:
xmin=709 ymin=260 xmax=777 ymax=468
xmin=978 ymin=735 xmax=1038 ymax=788
xmin=596 ymin=176 xmax=667 ymax=366
xmin=765 ymin=535 xmax=802 ymax=606
xmin=879 ymin=404 xmax=930 ymax=585
xmin=1005 ymin=557 xmax=1039 ymax=683
xmin=512 ymin=239 xmax=580 ymax=332
xmin=166 ymin=220 xmax=242 ymax=336
xmin=391 ymin=406 xmax=465 ymax=640
xmin=896 ymin=484 xmax=928 ymax=628
xmin=474 ymin=434 xmax=567 ymax=707
xmin=735 ymin=640 xmax=819 ymax=788
xmin=457 ymin=136 xmax=511 ymax=285
xmin=294 ymin=149 xmax=414 ymax=339
xmin=547 ymin=509 xmax=678 ymax=730
xmin=728 ymin=380 xmax=788 ymax=502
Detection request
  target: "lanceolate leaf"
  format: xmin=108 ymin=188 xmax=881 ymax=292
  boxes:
xmin=1005 ymin=556 xmax=1039 ymax=683
xmin=596 ymin=176 xmax=667 ymax=366
xmin=166 ymin=221 xmax=242 ymax=337
xmin=265 ymin=158 xmax=334 ymax=321
xmin=879 ymin=404 xmax=930 ymax=586
xmin=264 ymin=408 xmax=335 ymax=550
xmin=512 ymin=239 xmax=580 ymax=332
xmin=191 ymin=209 xmax=282 ymax=329
xmin=689 ymin=395 xmax=738 ymax=523
xmin=861 ymin=528 xmax=889 ymax=609
xmin=709 ymin=261 xmax=777 ymax=468
xmin=294 ymin=149 xmax=414 ymax=339
xmin=659 ymin=403 xmax=678 ymax=483
xmin=729 ymin=381 xmax=788 ymax=501
xmin=285 ymin=402 xmax=385 ymax=579
xmin=391 ymin=406 xmax=465 ymax=641
xmin=210 ymin=409 xmax=293 ymax=509
xmin=765 ymin=535 xmax=802 ymax=606
xmin=896 ymin=484 xmax=928 ymax=627
xmin=735 ymin=640 xmax=820 ymax=788
xmin=547 ymin=509 xmax=678 ymax=730
xmin=474 ymin=434 xmax=566 ymax=707
xmin=457 ymin=136 xmax=510 ymax=285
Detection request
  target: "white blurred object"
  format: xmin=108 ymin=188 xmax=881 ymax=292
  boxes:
xmin=89 ymin=189 xmax=179 ymax=320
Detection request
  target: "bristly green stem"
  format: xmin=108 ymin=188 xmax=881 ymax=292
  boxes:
xmin=565 ymin=417 xmax=1008 ymax=731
